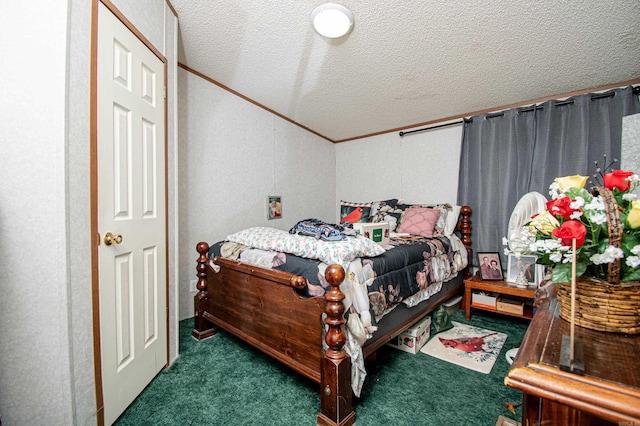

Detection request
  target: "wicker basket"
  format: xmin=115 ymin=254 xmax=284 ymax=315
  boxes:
xmin=557 ymin=278 xmax=640 ymax=334
xmin=556 ymin=186 xmax=640 ymax=334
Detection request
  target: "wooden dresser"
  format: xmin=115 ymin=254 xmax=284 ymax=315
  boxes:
xmin=505 ymin=283 xmax=640 ymax=426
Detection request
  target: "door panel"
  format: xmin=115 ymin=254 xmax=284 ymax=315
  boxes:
xmin=97 ymin=4 xmax=167 ymax=424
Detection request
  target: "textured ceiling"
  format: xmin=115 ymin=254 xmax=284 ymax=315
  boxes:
xmin=172 ymin=0 xmax=640 ymax=142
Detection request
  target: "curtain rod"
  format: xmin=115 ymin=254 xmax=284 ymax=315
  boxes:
xmin=399 ymin=86 xmax=638 ymax=135
xmin=399 ymin=118 xmax=470 ymax=137
xmin=516 ymin=90 xmax=621 ymax=113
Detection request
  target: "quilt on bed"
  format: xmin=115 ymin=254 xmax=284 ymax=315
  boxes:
xmin=208 ymin=228 xmax=467 ymax=329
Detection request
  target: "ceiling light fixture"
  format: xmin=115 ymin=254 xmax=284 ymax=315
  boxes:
xmin=311 ymin=3 xmax=354 ymax=39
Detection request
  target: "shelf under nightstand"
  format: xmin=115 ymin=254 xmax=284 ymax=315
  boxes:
xmin=463 ymin=275 xmax=536 ymax=320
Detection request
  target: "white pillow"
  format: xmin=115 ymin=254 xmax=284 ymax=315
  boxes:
xmin=445 ymin=205 xmax=461 ymax=236
xmin=226 ymin=227 xmax=385 ymax=266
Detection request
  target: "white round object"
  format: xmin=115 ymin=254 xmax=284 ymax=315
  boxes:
xmin=507 ymin=192 xmax=547 ymax=250
xmin=311 ymin=3 xmax=354 ymax=38
xmin=505 ymin=347 xmax=518 ymax=365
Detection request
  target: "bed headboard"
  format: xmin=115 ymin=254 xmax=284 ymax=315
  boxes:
xmin=456 ymin=206 xmax=472 ymax=277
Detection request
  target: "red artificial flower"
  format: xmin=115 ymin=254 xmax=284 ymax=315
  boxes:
xmin=552 ymin=220 xmax=587 ymax=247
xmin=546 ymin=196 xmax=576 ymax=221
xmin=603 ymin=170 xmax=634 ymax=192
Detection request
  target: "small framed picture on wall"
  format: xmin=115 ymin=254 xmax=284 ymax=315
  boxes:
xmin=267 ymin=195 xmax=282 ymax=220
xmin=477 ymin=252 xmax=503 ymax=280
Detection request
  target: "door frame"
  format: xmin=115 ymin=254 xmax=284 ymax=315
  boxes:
xmin=90 ymin=1 xmax=169 ymax=423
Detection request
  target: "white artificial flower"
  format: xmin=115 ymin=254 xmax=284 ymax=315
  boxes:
xmin=632 ymin=245 xmax=640 ymax=256
xmin=589 ymin=213 xmax=608 ymax=225
xmin=626 ymin=256 xmax=640 ymax=268
xmin=521 ymin=227 xmax=534 ymax=238
xmin=549 ymin=182 xmax=560 ymax=199
xmin=542 ymin=239 xmax=564 ymax=251
xmin=502 ymin=237 xmax=509 ymax=246
xmin=605 ymin=245 xmax=625 ymax=259
xmin=590 ymin=246 xmax=624 ymax=265
xmin=570 ymin=211 xmax=583 ymax=220
xmin=570 ymin=197 xmax=585 ymax=209
xmin=529 ymin=239 xmax=548 ymax=254
xmin=590 ymin=253 xmax=608 ymax=265
xmin=528 ymin=242 xmax=541 ymax=253
xmin=623 ymin=192 xmax=638 ymax=201
xmin=549 ymin=252 xmax=563 ymax=262
xmin=584 ymin=196 xmax=605 ymax=212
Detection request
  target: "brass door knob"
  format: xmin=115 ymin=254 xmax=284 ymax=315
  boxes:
xmin=104 ymin=232 xmax=123 ymax=246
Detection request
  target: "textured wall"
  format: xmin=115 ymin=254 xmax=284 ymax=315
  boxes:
xmin=335 ymin=124 xmax=463 ymax=209
xmin=66 ymin=2 xmax=96 ymax=424
xmin=0 ymin=0 xmax=178 ymax=424
xmin=0 ymin=1 xmax=73 ymax=424
xmin=177 ymin=68 xmax=336 ymax=320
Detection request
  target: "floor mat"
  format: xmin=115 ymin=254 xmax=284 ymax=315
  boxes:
xmin=420 ymin=321 xmax=507 ymax=374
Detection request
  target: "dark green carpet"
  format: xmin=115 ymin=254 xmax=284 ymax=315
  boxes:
xmin=115 ymin=309 xmax=528 ymax=425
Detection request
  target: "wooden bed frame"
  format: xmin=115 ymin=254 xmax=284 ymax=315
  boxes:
xmin=193 ymin=206 xmax=472 ymax=425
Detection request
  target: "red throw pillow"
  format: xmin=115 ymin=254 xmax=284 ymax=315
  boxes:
xmin=398 ymin=207 xmax=441 ymax=237
xmin=340 ymin=201 xmax=372 ymax=224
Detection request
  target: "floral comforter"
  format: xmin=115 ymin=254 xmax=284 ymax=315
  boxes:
xmin=209 ymin=232 xmax=467 ymax=314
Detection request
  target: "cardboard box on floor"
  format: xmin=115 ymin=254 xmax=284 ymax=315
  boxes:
xmin=386 ymin=315 xmax=431 ymax=354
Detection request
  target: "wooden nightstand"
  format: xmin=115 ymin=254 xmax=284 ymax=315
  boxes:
xmin=464 ymin=275 xmax=536 ymax=320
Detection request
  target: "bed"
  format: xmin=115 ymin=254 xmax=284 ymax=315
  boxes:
xmin=193 ymin=203 xmax=472 ymax=426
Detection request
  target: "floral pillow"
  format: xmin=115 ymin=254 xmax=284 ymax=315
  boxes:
xmin=368 ymin=199 xmax=403 ymax=231
xmin=428 ymin=203 xmax=461 ymax=236
xmin=397 ymin=207 xmax=441 ymax=237
xmin=428 ymin=206 xmax=448 ymax=237
xmin=340 ymin=201 xmax=372 ymax=224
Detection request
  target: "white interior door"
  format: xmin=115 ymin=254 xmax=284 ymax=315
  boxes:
xmin=97 ymin=4 xmax=167 ymax=424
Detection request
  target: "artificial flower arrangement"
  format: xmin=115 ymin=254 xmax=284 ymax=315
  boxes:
xmin=505 ymin=167 xmax=640 ymax=284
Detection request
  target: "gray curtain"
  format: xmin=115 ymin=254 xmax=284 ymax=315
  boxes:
xmin=458 ymin=86 xmax=640 ymax=267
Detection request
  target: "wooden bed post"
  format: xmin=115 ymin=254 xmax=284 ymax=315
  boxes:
xmin=317 ymin=265 xmax=356 ymax=426
xmin=192 ymin=242 xmax=216 ymax=340
xmin=459 ymin=206 xmax=472 ymax=278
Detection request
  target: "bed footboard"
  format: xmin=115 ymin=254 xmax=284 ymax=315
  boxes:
xmin=192 ymin=243 xmax=322 ymax=382
xmin=192 ymin=242 xmax=217 ymax=340
xmin=318 ymin=265 xmax=355 ymax=426
xmin=192 ymin=243 xmax=355 ymax=426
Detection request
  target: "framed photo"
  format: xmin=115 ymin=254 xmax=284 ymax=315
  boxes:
xmin=477 ymin=252 xmax=503 ymax=280
xmin=267 ymin=195 xmax=282 ymax=220
xmin=506 ymin=254 xmax=537 ymax=286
